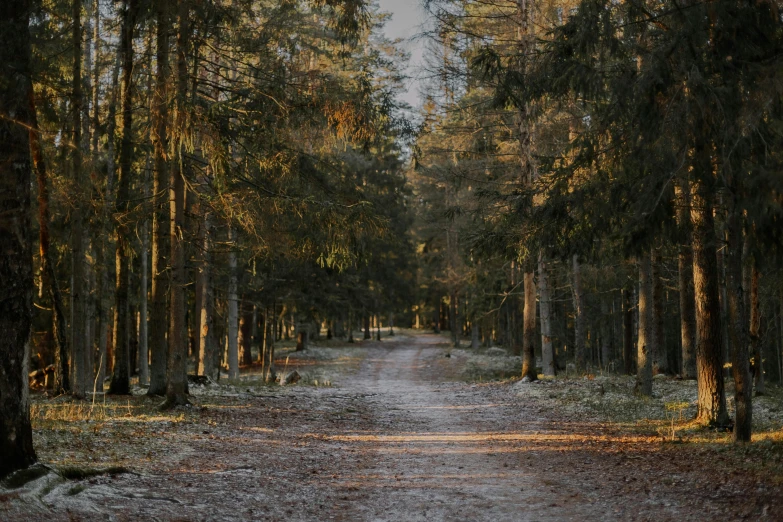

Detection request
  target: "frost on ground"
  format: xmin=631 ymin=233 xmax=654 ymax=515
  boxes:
xmin=2 ymin=331 xmax=782 ymax=521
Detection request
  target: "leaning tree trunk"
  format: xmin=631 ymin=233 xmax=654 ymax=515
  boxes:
xmin=109 ymin=0 xmax=137 ymax=396
xmin=70 ymin=0 xmax=88 ymax=398
xmin=539 ymin=255 xmax=555 ymax=377
xmin=521 ymin=269 xmax=537 ymax=381
xmin=725 ymin=200 xmax=752 ymax=442
xmin=635 ymin=253 xmax=654 ymax=396
xmin=29 ymin=90 xmax=70 ymax=394
xmin=148 ymin=0 xmax=171 ymax=396
xmin=690 ymin=182 xmax=729 ymax=427
xmin=0 ymin=1 xmax=37 ymax=475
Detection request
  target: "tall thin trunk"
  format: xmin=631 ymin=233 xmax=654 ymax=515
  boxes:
xmin=197 ymin=213 xmax=216 ymax=379
xmin=600 ymin=293 xmax=611 ymax=370
xmin=651 ymin=249 xmax=667 ymax=374
xmin=227 ymin=227 xmax=239 ymax=379
xmin=264 ymin=311 xmax=276 ymax=383
xmin=677 ymin=180 xmax=697 ymax=379
xmin=635 ymin=253 xmax=653 ymax=396
xmin=70 ymin=0 xmax=87 ymax=398
xmin=29 ymin=91 xmax=70 ymax=394
xmin=539 ymin=255 xmax=554 ymax=377
xmin=521 ymin=269 xmax=537 ymax=381
xmin=148 ymin=0 xmax=171 ymax=396
xmin=0 ymin=1 xmax=37 ymax=474
xmin=572 ymin=255 xmax=586 ymax=370
xmin=109 ymin=0 xmax=137 ymax=396
xmin=364 ymin=313 xmax=371 ymax=339
xmin=691 ymin=182 xmax=729 ymax=427
xmin=138 ymin=208 xmax=149 ymax=385
xmin=239 ymin=299 xmax=253 ymax=366
xmin=162 ymin=0 xmax=190 ymax=408
xmin=749 ymin=262 xmax=763 ymax=395
xmin=725 ymin=201 xmax=751 ymax=441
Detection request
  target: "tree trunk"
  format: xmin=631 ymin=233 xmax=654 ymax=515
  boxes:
xmin=725 ymin=203 xmax=751 ymax=441
xmin=264 ymin=313 xmax=276 ymax=383
xmin=521 ymin=269 xmax=537 ymax=381
xmin=29 ymin=90 xmax=70 ymax=394
xmin=651 ymin=248 xmax=667 ymax=374
xmin=138 ymin=191 xmax=150 ymax=386
xmin=364 ymin=314 xmax=371 ymax=339
xmin=108 ymin=0 xmax=137 ymax=396
xmin=239 ymin=299 xmax=253 ymax=366
xmin=69 ymin=0 xmax=88 ymax=398
xmin=600 ymin=293 xmax=611 ymax=370
xmin=196 ymin=213 xmax=216 ymax=379
xmin=676 ymin=182 xmax=697 ymax=379
xmin=572 ymin=255 xmax=586 ymax=370
xmin=450 ymin=290 xmax=459 ymax=347
xmin=0 ymin=2 xmax=37 ymax=474
xmin=749 ymin=262 xmax=763 ymax=395
xmin=227 ymin=227 xmax=239 ymax=379
xmin=539 ymin=255 xmax=555 ymax=377
xmin=148 ymin=0 xmax=171 ymax=396
xmin=635 ymin=253 xmax=654 ymax=396
xmin=690 ymin=182 xmax=729 ymax=427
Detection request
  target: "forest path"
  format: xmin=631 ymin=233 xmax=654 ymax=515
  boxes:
xmin=6 ymin=331 xmax=778 ymax=521
xmin=334 ymin=333 xmax=633 ymax=521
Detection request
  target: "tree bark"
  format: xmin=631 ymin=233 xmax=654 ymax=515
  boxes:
xmin=676 ymin=181 xmax=697 ymax=379
xmin=227 ymin=227 xmax=239 ymax=379
xmin=109 ymin=0 xmax=137 ymax=396
xmin=725 ymin=201 xmax=751 ymax=441
xmin=197 ymin=213 xmax=216 ymax=379
xmin=148 ymin=0 xmax=171 ymax=396
xmin=651 ymin=248 xmax=667 ymax=374
xmin=690 ymin=182 xmax=729 ymax=427
xmin=600 ymin=293 xmax=611 ymax=370
xmin=239 ymin=299 xmax=253 ymax=366
xmin=749 ymin=262 xmax=763 ymax=395
xmin=70 ymin=0 xmax=88 ymax=398
xmin=539 ymin=255 xmax=555 ymax=377
xmin=521 ymin=269 xmax=537 ymax=381
xmin=635 ymin=253 xmax=654 ymax=396
xmin=0 ymin=1 xmax=37 ymax=475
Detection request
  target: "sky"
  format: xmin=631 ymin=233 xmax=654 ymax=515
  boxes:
xmin=376 ymin=0 xmax=429 ymax=110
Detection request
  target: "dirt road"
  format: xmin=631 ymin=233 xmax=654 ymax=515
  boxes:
xmin=3 ymin=332 xmax=780 ymax=521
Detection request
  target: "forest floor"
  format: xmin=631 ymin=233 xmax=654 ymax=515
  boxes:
xmin=3 ymin=330 xmax=783 ymax=521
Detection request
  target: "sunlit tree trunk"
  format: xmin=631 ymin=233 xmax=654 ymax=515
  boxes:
xmin=635 ymin=253 xmax=653 ymax=396
xmin=0 ymin=1 xmax=37 ymax=475
xmin=239 ymin=299 xmax=253 ymax=365
xmin=691 ymin=181 xmax=729 ymax=426
xmin=148 ymin=0 xmax=171 ymax=396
